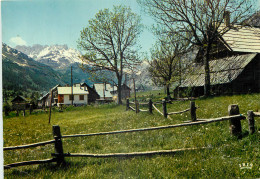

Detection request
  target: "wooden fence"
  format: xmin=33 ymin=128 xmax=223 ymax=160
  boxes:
xmin=127 ymin=99 xmax=197 ymax=121
xmin=247 ymin=110 xmax=260 ymax=134
xmin=4 ymin=103 xmax=251 ymax=170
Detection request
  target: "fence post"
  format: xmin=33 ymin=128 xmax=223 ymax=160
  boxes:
xmin=16 ymin=109 xmax=19 ymax=117
xmin=52 ymin=125 xmax=64 ymax=165
xmin=162 ymin=99 xmax=167 ymax=118
xmin=228 ymin=104 xmax=242 ymax=138
xmin=135 ymin=100 xmax=140 ymax=113
xmin=126 ymin=99 xmax=130 ymax=111
xmin=247 ymin=110 xmax=255 ymax=134
xmin=23 ymin=108 xmax=26 ymax=117
xmin=29 ymin=104 xmax=33 ymax=115
xmin=148 ymin=99 xmax=153 ymax=114
xmin=190 ymin=101 xmax=197 ymax=122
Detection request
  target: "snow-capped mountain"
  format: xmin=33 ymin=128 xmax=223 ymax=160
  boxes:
xmin=127 ymin=60 xmax=160 ymax=91
xmin=15 ymin=44 xmax=82 ymax=69
xmin=2 ymin=43 xmax=65 ymax=92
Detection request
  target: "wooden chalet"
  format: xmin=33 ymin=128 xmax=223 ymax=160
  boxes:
xmin=121 ymin=83 xmax=131 ymax=99
xmin=74 ymin=83 xmax=99 ymax=103
xmin=11 ymin=95 xmax=29 ymax=109
xmin=178 ymin=23 xmax=260 ymax=97
xmin=94 ymin=83 xmax=131 ymax=102
xmin=94 ymin=83 xmax=116 ymax=102
xmin=38 ymin=84 xmax=60 ymax=108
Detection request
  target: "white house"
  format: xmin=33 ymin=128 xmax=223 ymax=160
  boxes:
xmin=57 ymin=87 xmax=89 ymax=105
xmin=94 ymin=83 xmax=117 ymax=101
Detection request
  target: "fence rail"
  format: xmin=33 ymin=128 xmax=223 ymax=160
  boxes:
xmin=168 ymin=108 xmax=190 ymax=115
xmin=4 ymin=158 xmax=56 ymax=169
xmin=51 ymin=147 xmax=208 ymax=158
xmin=253 ymin=112 xmax=260 ymax=117
xmin=61 ymin=114 xmax=244 ymax=139
xmin=4 ymin=139 xmax=55 ymax=151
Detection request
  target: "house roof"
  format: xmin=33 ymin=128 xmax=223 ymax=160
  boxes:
xmin=11 ymin=95 xmax=29 ymax=103
xmin=38 ymin=84 xmax=60 ymax=100
xmin=180 ymin=53 xmax=257 ymax=87
xmin=122 ymin=84 xmax=131 ymax=90
xmin=94 ymin=83 xmax=117 ymax=98
xmin=57 ymin=87 xmax=89 ymax=95
xmin=221 ymin=24 xmax=260 ymax=53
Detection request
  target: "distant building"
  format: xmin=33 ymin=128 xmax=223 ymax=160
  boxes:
xmin=94 ymin=83 xmax=131 ymax=102
xmin=74 ymin=83 xmax=99 ymax=103
xmin=57 ymin=86 xmax=89 ymax=105
xmin=121 ymin=84 xmax=131 ymax=99
xmin=94 ymin=83 xmax=116 ymax=101
xmin=11 ymin=95 xmax=29 ymax=110
xmin=38 ymin=84 xmax=60 ymax=108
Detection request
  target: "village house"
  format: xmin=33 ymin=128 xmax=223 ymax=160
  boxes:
xmin=177 ymin=21 xmax=260 ymax=97
xmin=38 ymin=84 xmax=60 ymax=108
xmin=94 ymin=83 xmax=131 ymax=102
xmin=74 ymin=83 xmax=100 ymax=103
xmin=94 ymin=83 xmax=116 ymax=102
xmin=57 ymin=86 xmax=89 ymax=106
xmin=120 ymin=83 xmax=131 ymax=99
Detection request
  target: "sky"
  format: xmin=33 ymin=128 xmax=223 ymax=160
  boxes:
xmin=1 ymin=0 xmax=156 ymax=55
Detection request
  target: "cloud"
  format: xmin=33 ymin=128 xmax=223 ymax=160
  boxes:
xmin=9 ymin=36 xmax=27 ymax=46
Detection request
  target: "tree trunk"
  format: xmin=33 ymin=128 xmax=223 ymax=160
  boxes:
xmin=203 ymin=45 xmax=211 ymax=97
xmin=166 ymin=84 xmax=170 ymax=100
xmin=117 ymin=76 xmax=122 ymax=105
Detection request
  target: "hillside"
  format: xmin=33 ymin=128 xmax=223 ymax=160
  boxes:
xmin=2 ymin=43 xmax=65 ymax=92
xmin=3 ymin=93 xmax=260 ymax=178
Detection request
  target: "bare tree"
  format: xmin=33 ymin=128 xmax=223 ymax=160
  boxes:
xmin=139 ymin=0 xmax=255 ymax=96
xmin=149 ymin=34 xmax=189 ymax=98
xmin=78 ymin=5 xmax=143 ymax=104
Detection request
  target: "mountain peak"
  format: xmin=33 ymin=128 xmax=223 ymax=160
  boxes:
xmin=15 ymin=44 xmax=82 ymax=69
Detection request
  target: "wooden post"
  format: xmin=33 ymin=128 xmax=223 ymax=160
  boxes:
xmin=29 ymin=104 xmax=33 ymax=115
xmin=52 ymin=125 xmax=64 ymax=165
xmin=135 ymin=100 xmax=140 ymax=113
xmin=162 ymin=99 xmax=167 ymax=118
xmin=126 ymin=99 xmax=130 ymax=111
xmin=23 ymin=107 xmax=26 ymax=117
xmin=16 ymin=108 xmax=19 ymax=117
xmin=133 ymin=78 xmax=137 ymax=103
xmin=247 ymin=110 xmax=255 ymax=134
xmin=148 ymin=99 xmax=153 ymax=114
xmin=228 ymin=104 xmax=242 ymax=137
xmin=49 ymin=89 xmax=53 ymax=124
xmin=190 ymin=101 xmax=197 ymax=122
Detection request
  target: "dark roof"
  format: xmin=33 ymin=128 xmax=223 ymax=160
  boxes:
xmin=122 ymin=84 xmax=131 ymax=90
xmin=180 ymin=53 xmax=257 ymax=87
xmin=11 ymin=95 xmax=29 ymax=103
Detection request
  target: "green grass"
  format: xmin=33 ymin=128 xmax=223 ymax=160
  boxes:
xmin=3 ymin=93 xmax=260 ymax=178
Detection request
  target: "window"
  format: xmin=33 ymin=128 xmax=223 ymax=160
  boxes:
xmin=79 ymin=95 xmax=84 ymax=100
xmin=58 ymin=95 xmax=64 ymax=103
xmin=69 ymin=95 xmax=74 ymax=100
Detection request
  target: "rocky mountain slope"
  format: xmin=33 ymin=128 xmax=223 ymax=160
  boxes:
xmin=2 ymin=43 xmax=65 ymax=92
xmin=15 ymin=44 xmax=82 ymax=69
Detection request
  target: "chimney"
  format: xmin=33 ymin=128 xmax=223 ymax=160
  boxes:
xmin=224 ymin=11 xmax=230 ymax=26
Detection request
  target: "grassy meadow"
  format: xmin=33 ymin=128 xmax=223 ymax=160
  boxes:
xmin=3 ymin=93 xmax=260 ymax=178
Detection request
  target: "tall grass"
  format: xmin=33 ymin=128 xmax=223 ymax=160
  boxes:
xmin=3 ymin=93 xmax=260 ymax=178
